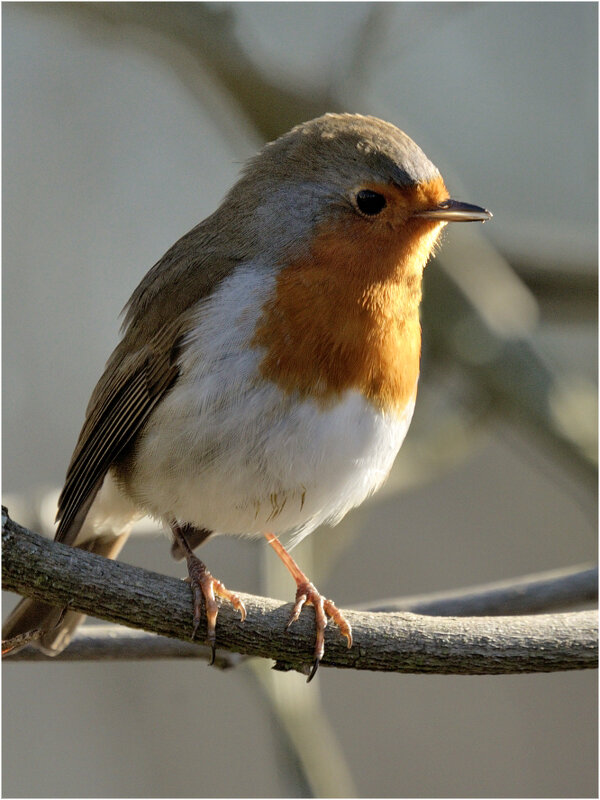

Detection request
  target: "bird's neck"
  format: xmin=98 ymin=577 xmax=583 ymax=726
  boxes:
xmin=252 ymin=222 xmax=440 ymax=413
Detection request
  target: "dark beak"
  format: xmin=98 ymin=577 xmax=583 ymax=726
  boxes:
xmin=414 ymin=199 xmax=492 ymax=223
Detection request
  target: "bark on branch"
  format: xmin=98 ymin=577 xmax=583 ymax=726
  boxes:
xmin=2 ymin=509 xmax=597 ymax=675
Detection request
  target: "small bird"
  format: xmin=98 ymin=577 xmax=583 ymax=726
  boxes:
xmin=3 ymin=113 xmax=490 ymax=678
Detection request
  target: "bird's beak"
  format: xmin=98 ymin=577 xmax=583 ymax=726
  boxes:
xmin=414 ymin=199 xmax=492 ymax=223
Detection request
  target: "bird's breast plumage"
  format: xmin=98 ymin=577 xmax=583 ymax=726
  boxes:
xmin=251 ymin=215 xmax=425 ymax=413
xmin=123 ymin=260 xmax=419 ymax=542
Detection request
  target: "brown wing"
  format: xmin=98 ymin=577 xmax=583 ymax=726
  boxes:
xmin=55 ymin=319 xmax=183 ymax=544
xmin=54 ymin=198 xmax=249 ymax=545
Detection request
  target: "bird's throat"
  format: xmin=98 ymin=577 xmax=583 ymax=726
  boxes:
xmin=252 ymin=220 xmax=439 ymax=412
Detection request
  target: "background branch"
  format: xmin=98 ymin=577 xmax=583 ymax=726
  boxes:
xmin=3 ymin=623 xmax=241 ymax=664
xmin=3 ymin=509 xmax=597 ymax=674
xmin=362 ymin=564 xmax=598 ymax=616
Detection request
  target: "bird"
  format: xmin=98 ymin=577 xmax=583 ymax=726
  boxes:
xmin=3 ymin=113 xmax=491 ymax=679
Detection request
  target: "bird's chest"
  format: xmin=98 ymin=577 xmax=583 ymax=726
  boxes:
xmin=131 ymin=266 xmax=419 ymax=535
xmin=251 ymin=257 xmax=423 ymax=414
xmin=141 ymin=379 xmax=415 ymax=538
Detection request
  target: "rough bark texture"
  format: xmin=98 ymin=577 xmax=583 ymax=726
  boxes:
xmin=3 ymin=509 xmax=598 ymax=675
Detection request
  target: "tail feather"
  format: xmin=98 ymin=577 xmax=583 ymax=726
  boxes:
xmin=3 ymin=530 xmax=131 ymax=655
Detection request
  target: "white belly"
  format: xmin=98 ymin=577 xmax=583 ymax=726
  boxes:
xmin=127 ymin=267 xmax=416 ymax=543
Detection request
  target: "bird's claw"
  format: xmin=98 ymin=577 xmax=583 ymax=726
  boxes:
xmin=286 ymin=579 xmax=352 ymax=682
xmin=185 ymin=554 xmax=246 ymax=661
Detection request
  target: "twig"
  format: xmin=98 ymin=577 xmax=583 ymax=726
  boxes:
xmin=4 ymin=623 xmax=241 ymax=666
xmin=1 ymin=605 xmax=68 ymax=656
xmin=2 ymin=510 xmax=597 ymax=674
xmin=362 ymin=564 xmax=598 ymax=616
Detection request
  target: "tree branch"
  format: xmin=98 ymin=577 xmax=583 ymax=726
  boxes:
xmin=2 ymin=509 xmax=597 ymax=675
xmin=3 ymin=623 xmax=242 ymax=665
xmin=362 ymin=564 xmax=598 ymax=616
xmin=9 ymin=563 xmax=595 ymax=662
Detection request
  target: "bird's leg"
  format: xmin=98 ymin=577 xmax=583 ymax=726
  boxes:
xmin=170 ymin=524 xmax=213 ymax=560
xmin=264 ymin=532 xmax=352 ymax=681
xmin=171 ymin=523 xmax=246 ymax=664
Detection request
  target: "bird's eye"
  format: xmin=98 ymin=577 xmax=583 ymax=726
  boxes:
xmin=355 ymin=189 xmax=386 ymax=216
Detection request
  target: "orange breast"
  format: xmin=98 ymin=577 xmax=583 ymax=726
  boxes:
xmin=252 ymin=177 xmax=448 ymax=413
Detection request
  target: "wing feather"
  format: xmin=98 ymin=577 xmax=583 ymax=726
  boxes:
xmin=55 ymin=329 xmax=182 ymax=544
xmin=54 ymin=213 xmax=243 ymax=545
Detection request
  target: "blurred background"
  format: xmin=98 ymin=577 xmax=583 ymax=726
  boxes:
xmin=2 ymin=2 xmax=597 ymax=797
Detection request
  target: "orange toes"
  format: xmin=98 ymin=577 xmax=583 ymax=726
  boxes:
xmin=264 ymin=531 xmax=352 ymax=681
xmin=286 ymin=578 xmax=352 ymax=682
xmin=185 ymin=555 xmax=246 ymax=663
xmin=323 ymin=597 xmax=353 ymax=649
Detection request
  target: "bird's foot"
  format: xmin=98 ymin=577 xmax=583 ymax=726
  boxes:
xmin=287 ymin=578 xmax=353 ymax=682
xmin=264 ymin=532 xmax=352 ymax=682
xmin=185 ymin=555 xmax=246 ymax=664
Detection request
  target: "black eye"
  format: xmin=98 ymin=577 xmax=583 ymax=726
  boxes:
xmin=355 ymin=189 xmax=386 ymax=216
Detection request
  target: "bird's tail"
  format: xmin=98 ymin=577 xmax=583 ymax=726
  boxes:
xmin=3 ymin=474 xmax=137 ymax=656
xmin=3 ymin=531 xmax=130 ymax=656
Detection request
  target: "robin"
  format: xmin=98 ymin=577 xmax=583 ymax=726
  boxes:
xmin=3 ymin=113 xmax=491 ymax=679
